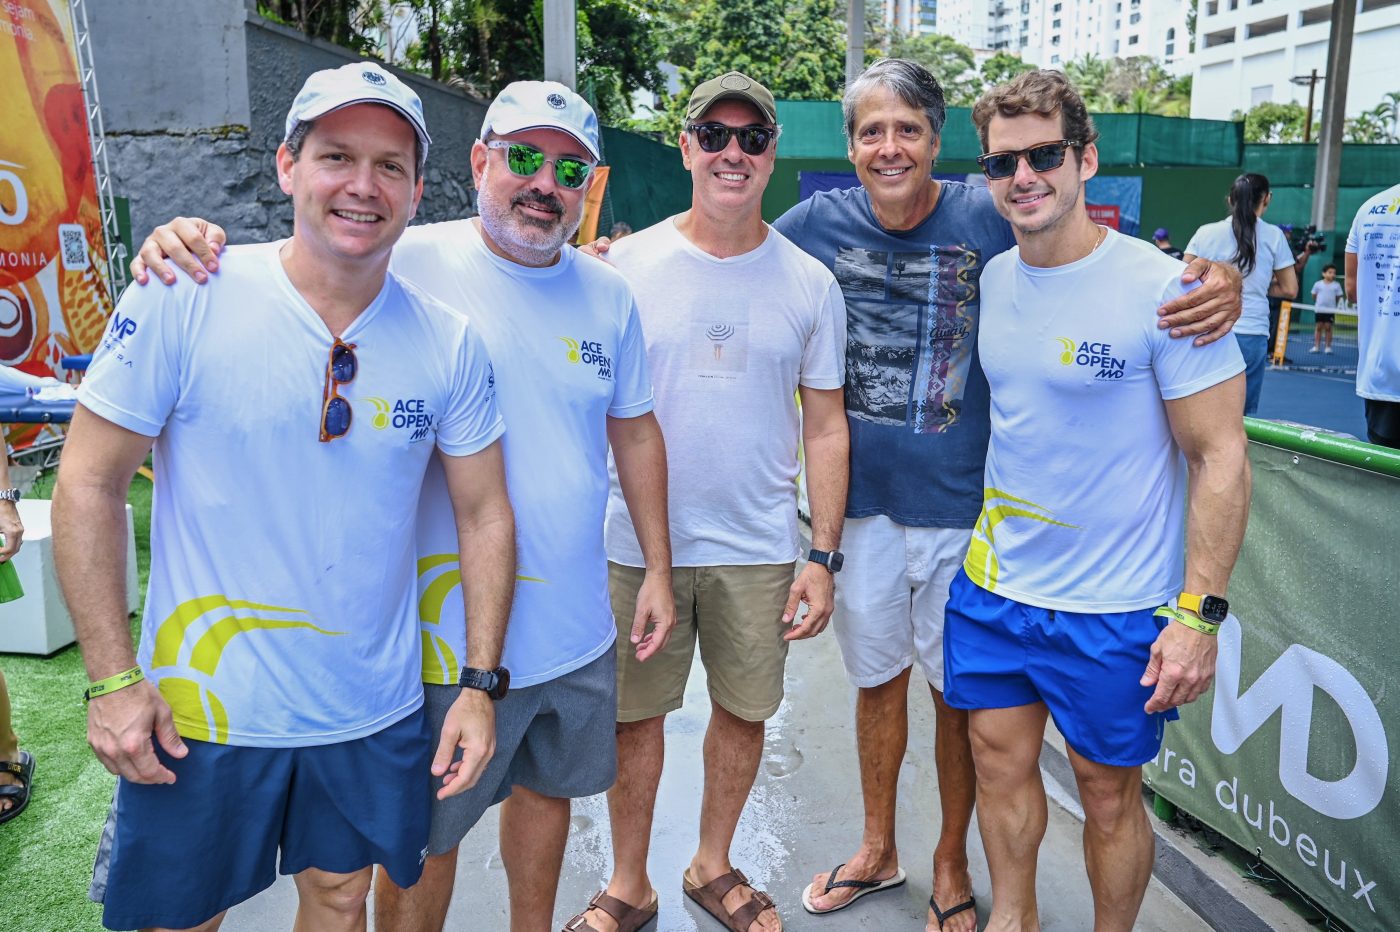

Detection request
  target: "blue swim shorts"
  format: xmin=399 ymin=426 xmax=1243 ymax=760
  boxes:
xmin=942 ymin=569 xmax=1178 ymax=767
xmin=90 ymin=707 xmax=431 ymax=931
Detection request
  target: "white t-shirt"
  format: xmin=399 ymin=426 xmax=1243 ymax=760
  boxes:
xmin=390 ymin=220 xmax=654 ymax=688
xmin=1311 ymin=279 xmax=1344 ymax=310
xmin=967 ymin=230 xmax=1246 ymax=612
xmin=79 ymin=244 xmax=504 ymax=747
xmin=1185 ymin=217 xmax=1293 ymax=336
xmin=1345 ymin=184 xmax=1400 ymax=401
xmin=603 ymin=219 xmax=846 ymax=567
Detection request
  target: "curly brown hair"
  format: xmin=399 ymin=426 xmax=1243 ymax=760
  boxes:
xmin=971 ymin=70 xmax=1099 ymax=154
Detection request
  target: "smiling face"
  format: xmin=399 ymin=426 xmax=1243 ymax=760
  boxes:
xmin=680 ymin=99 xmax=776 ymax=217
xmin=847 ymin=84 xmax=940 ymax=214
xmin=471 ymin=126 xmax=594 ymax=266
xmin=278 ymin=103 xmax=423 ymax=265
xmin=984 ymin=110 xmax=1097 ymax=239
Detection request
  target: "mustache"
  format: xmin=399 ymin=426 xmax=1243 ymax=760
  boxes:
xmin=512 ymin=190 xmax=564 ymax=217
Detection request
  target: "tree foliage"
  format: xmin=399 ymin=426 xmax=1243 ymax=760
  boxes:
xmin=887 ymin=32 xmax=979 ymax=106
xmin=1063 ymin=55 xmax=1190 ymax=116
xmin=1240 ymin=101 xmax=1310 ymax=143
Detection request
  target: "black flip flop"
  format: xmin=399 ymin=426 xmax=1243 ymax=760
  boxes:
xmin=930 ymin=893 xmax=977 ymax=929
xmin=801 ymin=862 xmax=907 ymax=914
xmin=0 ymin=750 xmax=34 ymax=825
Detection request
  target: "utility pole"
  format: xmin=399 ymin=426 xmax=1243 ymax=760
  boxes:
xmin=543 ymin=0 xmax=577 ymax=90
xmin=1312 ymin=0 xmax=1355 ymax=233
xmin=846 ymin=0 xmax=865 ymax=89
xmin=1290 ymin=68 xmax=1322 ymax=143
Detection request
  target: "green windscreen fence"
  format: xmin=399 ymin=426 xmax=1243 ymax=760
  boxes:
xmin=774 ymin=100 xmax=1243 ymax=167
xmin=600 ymin=127 xmax=692 ymax=233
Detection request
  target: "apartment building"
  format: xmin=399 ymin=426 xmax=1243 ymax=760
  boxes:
xmin=1020 ymin=0 xmax=1189 ymax=68
xmin=1190 ymin=0 xmax=1400 ymax=119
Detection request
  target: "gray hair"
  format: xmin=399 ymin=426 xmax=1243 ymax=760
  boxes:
xmin=842 ymin=58 xmax=947 ymax=142
xmin=284 ymin=115 xmax=427 ymax=179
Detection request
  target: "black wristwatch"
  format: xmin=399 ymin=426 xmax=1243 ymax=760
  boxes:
xmin=459 ymin=665 xmax=510 ymax=700
xmin=808 ymin=548 xmax=844 ymax=574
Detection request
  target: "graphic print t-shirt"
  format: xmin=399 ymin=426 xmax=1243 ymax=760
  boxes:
xmin=775 ymin=183 xmax=1016 ymax=528
xmin=79 ymin=244 xmax=504 ymax=746
xmin=1346 ymin=183 xmax=1400 ymax=401
xmin=390 ymin=220 xmax=655 ymax=688
xmin=969 ymin=231 xmax=1245 ymax=611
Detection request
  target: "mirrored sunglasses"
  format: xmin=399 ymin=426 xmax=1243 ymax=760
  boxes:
xmin=485 ymin=140 xmax=593 ymax=189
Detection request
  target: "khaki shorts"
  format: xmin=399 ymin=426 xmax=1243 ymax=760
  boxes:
xmin=610 ymin=561 xmax=796 ymax=723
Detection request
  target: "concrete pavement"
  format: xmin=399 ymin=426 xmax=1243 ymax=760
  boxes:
xmin=223 ymin=624 xmax=1210 ymax=931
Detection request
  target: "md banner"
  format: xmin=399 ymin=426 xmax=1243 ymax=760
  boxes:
xmin=1 ymin=1 xmax=113 ymax=444
xmin=1144 ymin=432 xmax=1400 ymax=932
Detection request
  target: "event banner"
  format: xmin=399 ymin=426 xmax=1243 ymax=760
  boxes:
xmin=1085 ymin=174 xmax=1142 ymax=236
xmin=1145 ymin=441 xmax=1399 ymax=931
xmin=1 ymin=0 xmax=113 ymax=441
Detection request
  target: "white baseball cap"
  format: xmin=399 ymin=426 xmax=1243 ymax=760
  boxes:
xmin=284 ymin=62 xmax=432 ymax=158
xmin=479 ymin=81 xmax=601 ymax=161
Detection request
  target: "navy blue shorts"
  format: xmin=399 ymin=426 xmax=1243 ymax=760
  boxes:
xmin=90 ymin=707 xmax=431 ymax=931
xmin=943 ymin=570 xmax=1177 ymax=767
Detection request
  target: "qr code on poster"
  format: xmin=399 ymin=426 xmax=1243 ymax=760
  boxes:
xmin=59 ymin=223 xmax=90 ymax=271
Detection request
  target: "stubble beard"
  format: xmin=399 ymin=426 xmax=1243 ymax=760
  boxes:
xmin=476 ymin=162 xmax=583 ymax=266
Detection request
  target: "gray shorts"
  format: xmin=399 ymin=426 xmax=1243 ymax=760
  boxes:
xmin=424 ymin=648 xmax=617 ymax=855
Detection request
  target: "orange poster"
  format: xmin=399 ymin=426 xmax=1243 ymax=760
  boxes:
xmin=2 ymin=0 xmax=113 ymax=445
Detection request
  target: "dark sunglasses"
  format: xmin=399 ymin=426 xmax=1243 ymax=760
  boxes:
xmin=320 ymin=339 xmax=357 ymax=442
xmin=976 ymin=140 xmax=1082 ymax=180
xmin=687 ymin=122 xmax=777 ymax=156
xmin=485 ymin=140 xmax=594 ymax=189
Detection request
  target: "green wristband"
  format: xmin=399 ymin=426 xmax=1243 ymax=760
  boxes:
xmin=84 ymin=667 xmax=145 ymax=703
xmin=1154 ymin=605 xmax=1219 ymax=636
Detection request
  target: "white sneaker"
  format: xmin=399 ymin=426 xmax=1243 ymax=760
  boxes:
xmin=1309 ymin=345 xmax=1319 ymax=353
xmin=1324 ymin=346 xmax=1334 ymax=354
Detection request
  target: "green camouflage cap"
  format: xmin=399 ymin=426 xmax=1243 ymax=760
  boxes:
xmin=685 ymin=72 xmax=777 ymax=125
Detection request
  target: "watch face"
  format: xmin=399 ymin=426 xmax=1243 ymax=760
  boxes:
xmin=828 ymin=551 xmax=844 ymax=573
xmin=1200 ymin=595 xmax=1229 ymax=623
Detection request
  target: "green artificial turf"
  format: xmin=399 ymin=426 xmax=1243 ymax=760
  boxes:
xmin=0 ymin=472 xmax=151 ymax=931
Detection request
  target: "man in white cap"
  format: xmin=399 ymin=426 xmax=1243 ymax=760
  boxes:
xmin=127 ymin=78 xmax=675 ymax=932
xmin=55 ymin=61 xmax=515 ymax=932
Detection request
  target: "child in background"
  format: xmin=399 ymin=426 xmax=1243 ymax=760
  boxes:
xmin=1311 ymin=263 xmax=1344 ymax=354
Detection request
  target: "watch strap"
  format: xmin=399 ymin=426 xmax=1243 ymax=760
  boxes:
xmin=1177 ymin=592 xmax=1204 ymax=615
xmin=0 ymin=488 xmax=20 ymax=503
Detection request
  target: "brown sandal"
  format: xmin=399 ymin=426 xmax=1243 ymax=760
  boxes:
xmin=682 ymin=868 xmax=780 ymax=932
xmin=562 ymin=890 xmax=658 ymax=932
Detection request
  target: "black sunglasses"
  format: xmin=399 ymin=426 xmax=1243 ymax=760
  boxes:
xmin=320 ymin=339 xmax=357 ymax=442
xmin=976 ymin=140 xmax=1082 ymax=180
xmin=687 ymin=122 xmax=777 ymax=156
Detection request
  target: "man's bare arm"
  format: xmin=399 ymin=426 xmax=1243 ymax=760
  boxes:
xmin=783 ymin=386 xmax=849 ymax=641
xmin=1159 ymin=258 xmax=1243 ymax=346
xmin=433 ymin=440 xmax=516 ymax=799
xmin=1345 ymin=252 xmax=1359 ymax=305
xmin=607 ymin=411 xmax=675 ymax=662
xmin=53 ymin=405 xmax=187 ymax=782
xmin=1142 ymin=374 xmax=1251 ymax=713
xmin=130 ymin=218 xmax=229 ymax=286
xmin=1267 ymin=265 xmax=1299 ymax=299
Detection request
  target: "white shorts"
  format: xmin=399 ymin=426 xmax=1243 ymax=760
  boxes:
xmin=832 ymin=515 xmax=972 ymax=690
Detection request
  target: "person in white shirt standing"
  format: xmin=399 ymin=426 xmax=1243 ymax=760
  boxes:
xmin=1310 ymin=263 xmax=1345 ymax=354
xmin=950 ymin=70 xmax=1251 ymax=931
xmin=1345 ymin=183 xmax=1400 ymax=448
xmin=53 ymin=63 xmax=515 ymax=932
xmin=570 ymin=72 xmax=849 ymax=932
xmin=1184 ymin=173 xmax=1296 ymax=414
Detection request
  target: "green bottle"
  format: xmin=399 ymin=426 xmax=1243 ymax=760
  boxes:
xmin=0 ymin=559 xmax=23 ymax=604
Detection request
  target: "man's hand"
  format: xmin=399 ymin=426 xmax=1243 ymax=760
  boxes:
xmin=782 ymin=562 xmax=834 ymax=641
xmin=130 ymin=218 xmax=228 ymax=286
xmin=576 ymin=235 xmax=614 ymax=261
xmin=0 ymin=502 xmax=23 ymax=561
xmin=1141 ymin=619 xmax=1219 ymax=713
xmin=1158 ymin=260 xmax=1243 ymax=346
xmin=630 ymin=570 xmax=676 ymax=662
xmin=86 ymin=681 xmax=188 ymax=783
xmin=432 ymin=688 xmax=496 ymax=800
